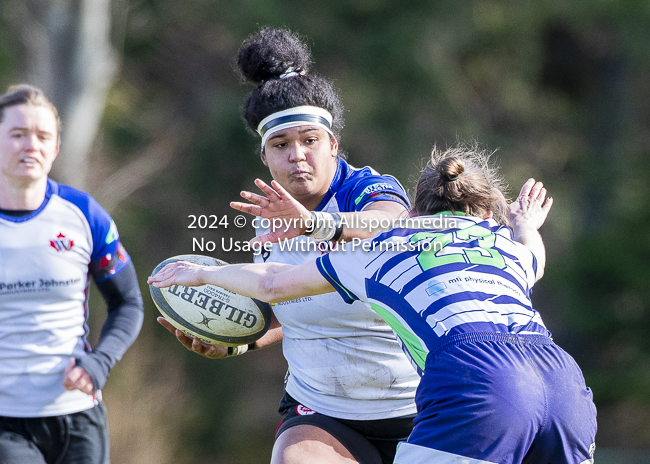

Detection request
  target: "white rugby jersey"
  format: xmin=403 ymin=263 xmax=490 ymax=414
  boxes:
xmin=255 ymin=159 xmax=419 ymax=420
xmin=0 ymin=179 xmax=130 ymax=417
xmin=317 ymin=214 xmax=551 ymax=375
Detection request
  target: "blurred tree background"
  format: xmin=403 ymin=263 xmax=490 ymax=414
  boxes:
xmin=1 ymin=0 xmax=649 ymax=462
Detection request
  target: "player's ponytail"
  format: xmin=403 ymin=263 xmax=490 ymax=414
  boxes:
xmin=413 ymin=144 xmax=509 ymax=225
xmin=236 ymin=27 xmax=344 ymax=143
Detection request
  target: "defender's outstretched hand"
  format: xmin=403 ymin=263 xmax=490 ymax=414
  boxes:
xmin=508 ymin=178 xmax=553 ymax=232
xmin=230 ymin=178 xmax=312 ymax=244
xmin=508 ymin=178 xmax=553 ymax=281
xmin=147 ymin=261 xmax=207 ymax=288
xmin=157 ymin=317 xmax=228 ymax=359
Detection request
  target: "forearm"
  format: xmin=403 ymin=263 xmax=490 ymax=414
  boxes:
xmin=80 ymin=262 xmax=144 ymax=390
xmin=198 ymin=262 xmax=290 ymax=302
xmin=249 ymin=315 xmax=283 ymax=350
xmin=512 ymin=226 xmax=546 ymax=280
xmin=322 ymin=200 xmax=408 ymax=242
xmin=197 ymin=261 xmax=331 ymax=303
xmin=150 ymin=258 xmax=334 ymax=308
xmin=338 ymin=209 xmax=402 ymax=241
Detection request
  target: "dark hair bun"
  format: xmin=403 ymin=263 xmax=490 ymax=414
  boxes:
xmin=236 ymin=27 xmax=345 ymax=142
xmin=238 ymin=27 xmax=312 ymax=83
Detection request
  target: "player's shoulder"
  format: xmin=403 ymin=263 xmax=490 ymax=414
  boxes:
xmin=50 ymin=179 xmax=112 ymax=224
xmin=49 ymin=179 xmax=121 ymax=253
xmin=339 ymin=159 xmax=382 ymax=184
xmin=335 ymin=159 xmax=408 ymax=210
xmin=345 ymin=161 xmax=404 ymax=189
xmin=484 ymin=220 xmax=537 ymax=277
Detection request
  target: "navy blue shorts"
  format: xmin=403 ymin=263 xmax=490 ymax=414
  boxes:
xmin=0 ymin=402 xmax=110 ymax=464
xmin=395 ymin=333 xmax=597 ymax=464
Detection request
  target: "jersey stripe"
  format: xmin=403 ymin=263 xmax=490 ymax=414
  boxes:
xmin=369 ymin=301 xmax=428 ymax=372
xmin=317 ymin=244 xmax=359 ymax=303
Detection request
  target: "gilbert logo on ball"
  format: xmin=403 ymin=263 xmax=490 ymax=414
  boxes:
xmin=150 ymin=254 xmax=272 ymax=347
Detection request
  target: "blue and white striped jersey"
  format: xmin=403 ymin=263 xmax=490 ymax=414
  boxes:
xmin=317 ymin=214 xmax=551 ymax=375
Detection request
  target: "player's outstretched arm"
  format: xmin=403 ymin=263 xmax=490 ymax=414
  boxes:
xmin=337 ymin=200 xmax=408 ymax=241
xmin=508 ymin=178 xmax=553 ymax=280
xmin=148 ymin=260 xmax=333 ymax=304
xmin=231 ymin=178 xmax=409 ymax=244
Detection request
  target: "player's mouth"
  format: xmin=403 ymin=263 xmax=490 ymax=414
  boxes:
xmin=22 ymin=157 xmax=38 ymax=164
xmin=291 ymin=170 xmax=311 ymax=179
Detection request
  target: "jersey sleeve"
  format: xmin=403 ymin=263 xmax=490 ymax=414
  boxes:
xmin=87 ymin=211 xmax=131 ymax=282
xmin=516 ymin=242 xmax=538 ymax=289
xmin=56 ymin=184 xmax=131 ymax=281
xmin=347 ymin=174 xmax=410 ymax=212
xmin=316 ymin=241 xmax=369 ymax=304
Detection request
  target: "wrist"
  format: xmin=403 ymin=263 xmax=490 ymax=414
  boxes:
xmin=510 ymin=221 xmax=538 ymax=233
xmin=303 ymin=211 xmax=315 ymax=236
xmin=304 ymin=211 xmax=343 ymax=242
xmin=226 ymin=342 xmax=256 ymax=357
xmin=513 ymin=227 xmax=542 ymax=245
xmin=199 ymin=265 xmax=218 ymax=285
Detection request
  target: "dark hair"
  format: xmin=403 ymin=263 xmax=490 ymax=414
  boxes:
xmin=237 ymin=27 xmax=344 ymax=143
xmin=0 ymin=84 xmax=60 ymax=142
xmin=413 ymin=143 xmax=509 ymax=225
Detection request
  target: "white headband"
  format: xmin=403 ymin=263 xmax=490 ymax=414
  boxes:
xmin=256 ymin=106 xmax=334 ymax=148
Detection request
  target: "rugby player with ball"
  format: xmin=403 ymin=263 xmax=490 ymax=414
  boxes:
xmin=158 ymin=27 xmax=420 ymax=464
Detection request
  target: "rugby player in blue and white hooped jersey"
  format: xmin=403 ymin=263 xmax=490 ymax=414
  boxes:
xmin=150 ymin=144 xmax=597 ymax=464
xmin=0 ymin=85 xmax=144 ymax=464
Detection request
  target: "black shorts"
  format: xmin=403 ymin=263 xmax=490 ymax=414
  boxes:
xmin=276 ymin=393 xmax=415 ymax=464
xmin=0 ymin=402 xmax=110 ymax=464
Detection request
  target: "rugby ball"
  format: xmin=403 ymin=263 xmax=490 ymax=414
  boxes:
xmin=150 ymin=254 xmax=273 ymax=347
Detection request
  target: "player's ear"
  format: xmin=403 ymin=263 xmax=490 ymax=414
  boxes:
xmin=260 ymin=149 xmax=268 ymax=166
xmin=330 ymin=136 xmax=338 ymax=158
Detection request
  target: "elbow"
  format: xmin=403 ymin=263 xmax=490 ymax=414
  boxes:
xmin=258 ymin=273 xmax=286 ymax=304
